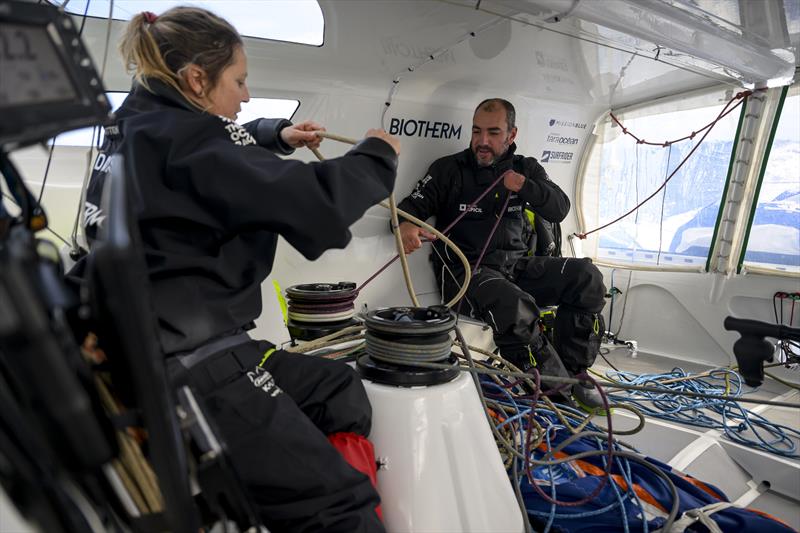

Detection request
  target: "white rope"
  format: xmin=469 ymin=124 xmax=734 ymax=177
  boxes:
xmin=309 ymin=132 xmax=471 ymax=309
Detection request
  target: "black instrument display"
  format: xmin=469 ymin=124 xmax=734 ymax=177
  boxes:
xmin=0 ymin=1 xmax=110 ymax=148
xmin=0 ymin=23 xmax=78 ymax=108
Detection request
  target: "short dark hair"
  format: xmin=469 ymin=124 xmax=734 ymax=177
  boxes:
xmin=475 ymin=98 xmax=516 ymax=131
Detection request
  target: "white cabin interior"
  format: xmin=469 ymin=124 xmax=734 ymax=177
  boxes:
xmin=2 ymin=0 xmax=799 ymax=531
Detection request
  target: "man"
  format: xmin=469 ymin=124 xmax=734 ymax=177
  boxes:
xmin=397 ymin=98 xmax=605 ymax=408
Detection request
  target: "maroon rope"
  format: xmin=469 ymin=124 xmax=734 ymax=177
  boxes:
xmin=524 ymin=372 xmax=616 ymax=507
xmin=454 ymin=191 xmax=513 ymax=313
xmin=357 ymin=171 xmax=509 ymax=293
xmin=608 ymin=90 xmax=752 ymax=147
xmin=576 ymin=93 xmax=749 ymax=240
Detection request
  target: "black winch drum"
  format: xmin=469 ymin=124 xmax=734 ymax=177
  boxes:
xmin=357 ymin=306 xmax=460 ymax=386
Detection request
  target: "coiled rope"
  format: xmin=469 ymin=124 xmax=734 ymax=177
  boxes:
xmin=601 ymin=366 xmax=800 ymax=458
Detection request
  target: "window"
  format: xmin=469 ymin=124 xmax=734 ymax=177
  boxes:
xmin=50 ymin=92 xmax=128 ymax=147
xmin=579 ymin=88 xmax=743 ymax=268
xmin=51 ymin=95 xmax=299 ymax=147
xmin=238 ymin=98 xmax=299 ymax=126
xmin=51 ymin=0 xmax=324 ymax=45
xmin=741 ymin=84 xmax=800 ymax=274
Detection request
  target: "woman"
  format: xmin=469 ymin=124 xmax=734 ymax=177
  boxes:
xmin=82 ymin=7 xmax=398 ymax=532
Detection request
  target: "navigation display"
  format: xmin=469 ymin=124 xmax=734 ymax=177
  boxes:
xmin=0 ymin=1 xmax=110 ymax=148
xmin=0 ymin=23 xmax=77 ymax=108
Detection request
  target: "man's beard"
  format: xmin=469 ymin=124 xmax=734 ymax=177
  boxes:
xmin=472 ymin=141 xmax=508 ymax=167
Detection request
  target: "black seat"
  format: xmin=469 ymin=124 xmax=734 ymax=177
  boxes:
xmin=88 ymin=154 xmax=259 ymax=531
xmin=87 ymin=154 xmax=202 ymax=532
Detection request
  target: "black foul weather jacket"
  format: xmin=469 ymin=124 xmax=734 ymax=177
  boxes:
xmin=397 ymin=144 xmax=569 ymax=271
xmin=78 ymin=80 xmax=397 ymax=354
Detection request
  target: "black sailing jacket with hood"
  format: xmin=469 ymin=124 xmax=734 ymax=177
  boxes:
xmin=397 ymin=144 xmax=569 ymax=271
xmin=75 ymin=79 xmax=397 ymax=354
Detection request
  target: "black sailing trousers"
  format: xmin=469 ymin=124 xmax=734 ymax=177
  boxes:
xmin=442 ymin=255 xmax=607 ymax=374
xmin=172 ymin=339 xmax=384 ymax=533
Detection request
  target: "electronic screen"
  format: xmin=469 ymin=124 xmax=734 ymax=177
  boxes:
xmin=0 ymin=23 xmax=78 ymax=108
xmin=0 ymin=1 xmax=110 ymax=148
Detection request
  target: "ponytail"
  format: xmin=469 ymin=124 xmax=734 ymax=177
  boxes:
xmin=118 ymin=7 xmax=242 ymax=99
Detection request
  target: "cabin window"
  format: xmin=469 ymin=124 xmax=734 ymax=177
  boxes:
xmin=50 ymin=95 xmax=300 ymax=147
xmin=50 ymin=1 xmax=325 ymax=46
xmin=578 ymin=88 xmax=743 ymax=269
xmin=49 ymin=92 xmax=128 ymax=147
xmin=740 ymin=83 xmax=800 ymax=275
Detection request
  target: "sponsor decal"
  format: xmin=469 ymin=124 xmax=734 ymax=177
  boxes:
xmin=246 ymin=366 xmax=282 ymax=397
xmin=541 ymin=150 xmax=573 ymax=164
xmin=507 ymin=205 xmax=522 ymax=213
xmin=541 ymin=72 xmax=576 ymax=86
xmin=389 ymin=118 xmax=462 ymax=140
xmin=548 ymin=118 xmax=587 ymax=129
xmin=381 ymin=37 xmax=456 ymax=64
xmin=84 ymin=201 xmax=105 ymax=227
xmin=535 ymin=51 xmax=569 ymax=72
xmin=92 ymin=152 xmax=113 ymax=173
xmin=459 ymin=204 xmax=483 ymax=213
xmin=546 ymin=133 xmax=579 ymax=145
xmin=410 ymin=174 xmax=434 ymax=200
xmin=219 ymin=116 xmax=257 ymax=146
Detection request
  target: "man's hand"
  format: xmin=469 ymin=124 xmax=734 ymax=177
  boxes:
xmin=366 ymin=129 xmax=401 ymax=155
xmin=280 ymin=120 xmax=325 ymax=149
xmin=398 ymin=221 xmax=435 ymax=254
xmin=502 ymin=169 xmax=526 ymax=192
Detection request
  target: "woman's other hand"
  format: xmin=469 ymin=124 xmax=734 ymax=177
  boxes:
xmin=280 ymin=120 xmax=325 ymax=149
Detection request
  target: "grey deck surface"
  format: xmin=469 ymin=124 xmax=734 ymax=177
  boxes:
xmin=590 ymin=345 xmax=800 ymax=530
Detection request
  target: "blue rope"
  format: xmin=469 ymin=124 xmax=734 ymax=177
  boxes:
xmin=598 ymin=437 xmax=630 ymax=533
xmin=543 ymin=427 xmax=557 ymax=533
xmin=480 ymin=376 xmax=650 ymax=531
xmin=605 ymin=367 xmax=800 ymax=458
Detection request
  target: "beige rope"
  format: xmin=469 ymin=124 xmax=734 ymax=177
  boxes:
xmin=307 ymin=131 xmax=471 ymax=309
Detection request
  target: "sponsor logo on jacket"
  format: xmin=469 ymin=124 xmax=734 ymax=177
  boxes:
xmin=459 ymin=204 xmax=483 ymax=213
xmin=246 ymin=366 xmax=282 ymax=397
xmin=389 ymin=118 xmax=462 ymax=140
xmin=84 ymin=201 xmax=105 ymax=227
xmin=219 ymin=116 xmax=257 ymax=146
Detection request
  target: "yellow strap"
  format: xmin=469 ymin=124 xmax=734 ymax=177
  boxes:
xmin=593 ymin=315 xmax=600 ymax=335
xmin=273 ymin=280 xmax=288 ymax=325
xmin=259 ymin=348 xmax=276 ymax=368
xmin=528 ymin=346 xmax=537 ymax=367
xmin=524 ymin=208 xmax=536 ymax=229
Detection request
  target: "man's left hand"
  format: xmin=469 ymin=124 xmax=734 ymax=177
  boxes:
xmin=502 ymin=170 xmax=525 ymax=192
xmin=280 ymin=120 xmax=326 ymax=149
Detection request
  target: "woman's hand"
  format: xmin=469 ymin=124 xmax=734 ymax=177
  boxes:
xmin=280 ymin=120 xmax=326 ymax=149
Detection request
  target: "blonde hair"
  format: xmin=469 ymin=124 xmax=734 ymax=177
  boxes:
xmin=119 ymin=7 xmax=242 ymax=99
